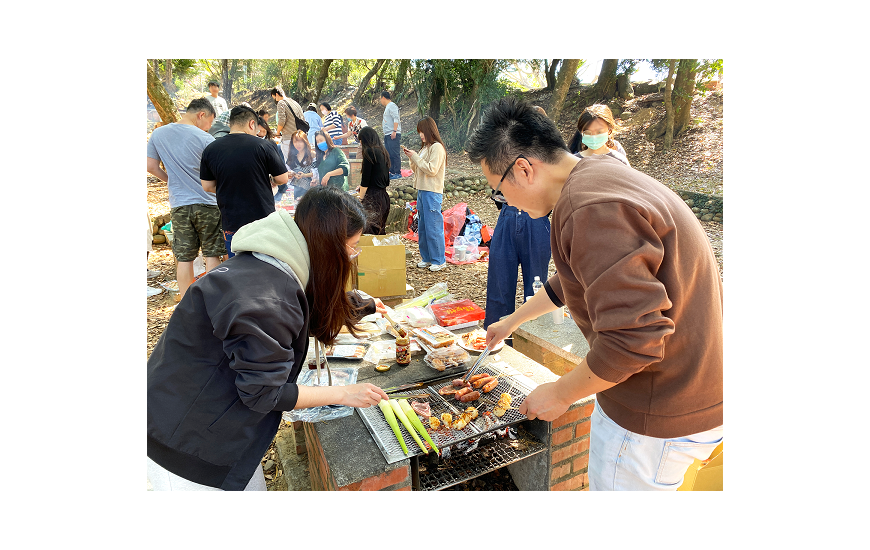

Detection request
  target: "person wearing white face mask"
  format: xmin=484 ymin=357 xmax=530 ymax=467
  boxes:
xmin=567 ymin=104 xmax=630 ymax=167
xmin=200 ymin=106 xmax=289 ymax=258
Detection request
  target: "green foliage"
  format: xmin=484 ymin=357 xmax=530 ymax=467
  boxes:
xmin=617 ymin=59 xmax=638 ymax=76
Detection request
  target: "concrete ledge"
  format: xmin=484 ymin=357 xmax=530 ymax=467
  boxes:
xmin=512 ymin=314 xmax=589 ymax=376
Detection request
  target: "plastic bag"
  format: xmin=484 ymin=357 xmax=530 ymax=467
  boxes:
xmin=282 ymin=366 xmax=358 ymax=423
xmin=193 ymin=254 xmax=206 ymax=277
xmin=397 ymin=306 xmax=436 ymax=328
xmin=394 ymin=282 xmax=449 ymax=310
xmin=372 ymin=235 xmax=402 ymax=246
xmin=424 ymin=344 xmax=470 ymax=371
xmin=442 ymin=203 xmax=468 ymax=246
xmin=452 ymin=236 xmax=479 ymax=257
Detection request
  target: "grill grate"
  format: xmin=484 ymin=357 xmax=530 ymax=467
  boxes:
xmin=358 ymin=361 xmax=537 ymax=464
xmin=418 ymin=425 xmax=546 ymax=491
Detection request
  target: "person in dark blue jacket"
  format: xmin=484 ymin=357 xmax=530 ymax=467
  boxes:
xmin=147 ymin=187 xmax=389 ymax=491
xmin=483 ymin=106 xmax=553 ymax=332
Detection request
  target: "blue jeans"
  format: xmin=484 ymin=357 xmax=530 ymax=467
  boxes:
xmin=333 ymin=137 xmax=343 ymax=145
xmin=588 ymin=400 xmax=724 ymax=491
xmin=416 ymin=190 xmax=445 ymax=265
xmin=223 ymin=230 xmax=235 ymax=258
xmin=384 ymin=133 xmax=402 ymax=176
xmin=483 ymin=205 xmax=552 ymax=328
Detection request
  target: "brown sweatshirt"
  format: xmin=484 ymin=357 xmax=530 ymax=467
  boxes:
xmin=545 ymin=155 xmax=722 ymax=438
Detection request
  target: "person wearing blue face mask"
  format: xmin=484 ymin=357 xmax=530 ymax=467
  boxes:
xmin=314 ymin=129 xmax=349 ymax=191
xmin=567 ymin=104 xmax=630 ymax=167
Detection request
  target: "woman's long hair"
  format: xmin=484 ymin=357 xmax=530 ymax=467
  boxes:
xmin=416 ymin=116 xmax=445 ymax=150
xmin=289 ymin=130 xmax=313 ymax=168
xmin=294 ymin=187 xmax=367 ymax=344
xmin=257 ymin=116 xmax=276 ymax=140
xmin=358 ymin=126 xmax=390 ymax=170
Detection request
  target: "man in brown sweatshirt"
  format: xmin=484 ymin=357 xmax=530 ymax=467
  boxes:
xmin=465 ymin=97 xmax=723 ymax=490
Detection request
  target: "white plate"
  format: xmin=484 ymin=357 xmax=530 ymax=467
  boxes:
xmin=456 ymin=331 xmax=504 ymax=354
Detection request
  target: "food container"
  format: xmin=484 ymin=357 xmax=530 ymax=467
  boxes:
xmin=552 ymin=306 xmax=565 ymax=325
xmin=413 ymin=326 xmax=457 ymax=349
xmin=423 ymin=344 xmax=470 ymax=371
xmin=454 ymin=245 xmax=467 ymax=261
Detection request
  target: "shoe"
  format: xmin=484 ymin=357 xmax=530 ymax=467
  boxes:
xmin=147 ymin=269 xmax=161 ymax=279
xmin=390 ymin=173 xmax=402 ymax=180
xmin=417 ymin=261 xmax=431 ymax=268
xmin=429 ymin=263 xmax=446 ymax=272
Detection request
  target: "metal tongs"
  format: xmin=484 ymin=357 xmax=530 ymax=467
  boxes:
xmin=462 ymin=344 xmax=493 ymax=382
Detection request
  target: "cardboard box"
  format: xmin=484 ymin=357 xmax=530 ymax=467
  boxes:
xmin=354 ymin=235 xmax=407 ymax=298
xmin=678 ymin=442 xmax=723 ymax=491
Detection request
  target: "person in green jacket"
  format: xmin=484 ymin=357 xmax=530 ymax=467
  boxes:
xmin=314 ymin=129 xmax=349 ymax=191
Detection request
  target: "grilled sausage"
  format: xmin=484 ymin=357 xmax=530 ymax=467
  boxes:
xmin=469 ymin=373 xmax=489 ymax=383
xmin=473 ymin=375 xmax=495 ymax=389
xmin=454 ymin=387 xmax=472 ymax=399
xmin=482 ymin=378 xmax=499 ymax=393
xmin=459 ymin=390 xmax=481 ymax=402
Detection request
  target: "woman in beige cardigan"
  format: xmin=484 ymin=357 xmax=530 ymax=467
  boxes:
xmin=402 ymin=117 xmax=447 ymax=271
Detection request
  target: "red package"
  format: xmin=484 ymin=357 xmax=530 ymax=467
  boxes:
xmin=429 ymin=299 xmax=485 ymax=327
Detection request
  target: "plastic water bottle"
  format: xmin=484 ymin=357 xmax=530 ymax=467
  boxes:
xmin=532 ymin=276 xmax=543 ymax=294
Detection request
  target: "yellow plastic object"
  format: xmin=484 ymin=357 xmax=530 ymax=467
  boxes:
xmin=678 ymin=441 xmax=723 ymax=491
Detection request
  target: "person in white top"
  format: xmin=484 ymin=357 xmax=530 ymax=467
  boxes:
xmin=205 ymin=82 xmax=228 ymax=117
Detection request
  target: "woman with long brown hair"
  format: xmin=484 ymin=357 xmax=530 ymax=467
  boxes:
xmin=356 ymin=125 xmax=391 ymax=234
xmin=286 ymin=130 xmax=318 ymax=199
xmin=402 ymin=116 xmax=447 ymax=271
xmin=147 ymin=187 xmax=388 ymax=491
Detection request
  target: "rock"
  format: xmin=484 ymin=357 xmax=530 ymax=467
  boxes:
xmin=692 ymin=207 xmax=700 ymax=213
xmin=684 ymin=199 xmax=694 ymax=207
xmin=152 ymin=234 xmax=166 ymax=244
xmin=619 ymin=111 xmax=632 ymax=120
xmin=264 ymin=459 xmax=275 ymax=471
xmin=695 ymin=212 xmax=702 ymax=219
xmin=700 ymin=209 xmax=709 ymax=214
xmin=701 ymin=214 xmax=714 ymax=221
xmin=706 ymin=200 xmax=714 ymax=206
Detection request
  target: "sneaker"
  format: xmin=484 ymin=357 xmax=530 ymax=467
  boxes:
xmin=147 ymin=269 xmax=161 ymax=279
xmin=389 ymin=173 xmax=402 ymax=180
xmin=416 ymin=261 xmax=431 ymax=268
xmin=429 ymin=263 xmax=446 ymax=272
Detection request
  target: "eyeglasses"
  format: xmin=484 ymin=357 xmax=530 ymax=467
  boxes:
xmin=491 ymin=154 xmax=528 ymax=204
xmin=347 ymin=243 xmax=361 ymax=260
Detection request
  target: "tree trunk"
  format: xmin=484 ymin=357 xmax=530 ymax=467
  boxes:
xmin=645 ymin=59 xmax=699 ymax=142
xmin=146 ymin=60 xmax=180 ymax=125
xmin=353 ymin=59 xmax=386 ymax=105
xmin=393 ymin=59 xmax=410 ymax=99
xmin=544 ymin=59 xmax=560 ymax=91
xmin=593 ymin=59 xmax=619 ymax=100
xmin=616 ymin=73 xmax=633 ymax=99
xmin=220 ymin=59 xmax=231 ymax=106
xmin=459 ymin=59 xmax=495 ymax=143
xmin=312 ymin=59 xmax=334 ymax=103
xmin=663 ymin=60 xmax=677 ymax=151
xmin=428 ymin=73 xmax=445 ymax=124
xmin=161 ymin=60 xmax=177 ymax=98
xmin=294 ymin=59 xmax=309 ymax=101
xmin=548 ymin=59 xmax=581 ymax=121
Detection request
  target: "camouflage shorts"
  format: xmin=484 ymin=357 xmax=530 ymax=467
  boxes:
xmin=170 ymin=204 xmax=227 ymax=262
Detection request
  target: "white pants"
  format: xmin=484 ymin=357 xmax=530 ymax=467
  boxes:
xmin=588 ymin=400 xmax=723 ymax=491
xmin=280 ymin=140 xmax=292 ymax=161
xmin=147 ymin=457 xmax=266 ymax=491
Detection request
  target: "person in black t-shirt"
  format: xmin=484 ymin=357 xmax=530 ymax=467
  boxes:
xmin=201 ymin=106 xmax=289 ymax=258
xmin=356 ymin=126 xmax=391 ymax=235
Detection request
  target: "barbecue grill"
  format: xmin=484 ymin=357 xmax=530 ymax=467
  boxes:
xmin=357 ymin=360 xmax=548 ymax=490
